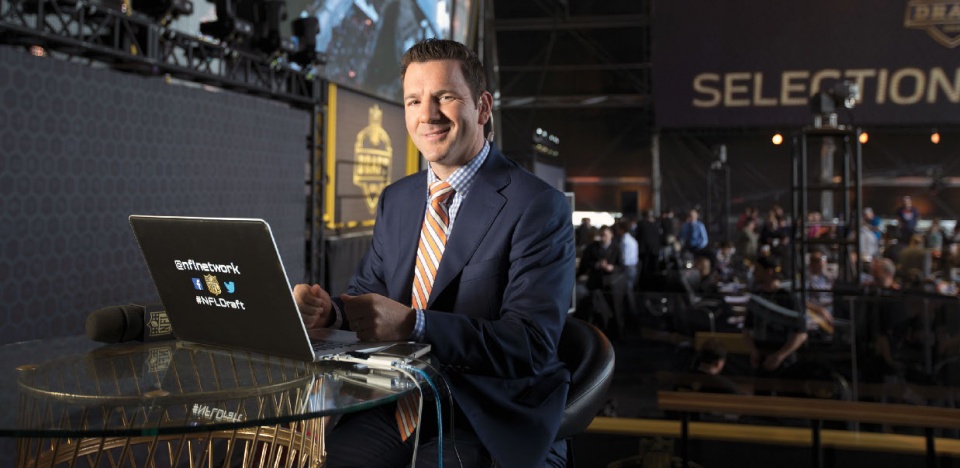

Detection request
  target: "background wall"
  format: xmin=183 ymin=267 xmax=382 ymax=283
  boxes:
xmin=0 ymin=47 xmax=310 ymax=344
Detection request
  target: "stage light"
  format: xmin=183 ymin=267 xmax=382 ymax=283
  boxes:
xmin=245 ymin=0 xmax=293 ymax=57
xmin=200 ymin=0 xmax=254 ymax=47
xmin=289 ymin=16 xmax=323 ymax=67
xmin=931 ymin=129 xmax=941 ymax=144
xmin=136 ymin=0 xmax=193 ymax=25
xmin=810 ymin=80 xmax=860 ymax=128
xmin=859 ymin=132 xmax=869 ymax=144
xmin=772 ymin=133 xmax=783 ymax=145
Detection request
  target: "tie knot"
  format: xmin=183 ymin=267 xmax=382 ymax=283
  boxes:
xmin=429 ymin=181 xmax=454 ymax=203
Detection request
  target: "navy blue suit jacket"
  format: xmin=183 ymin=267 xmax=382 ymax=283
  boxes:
xmin=340 ymin=147 xmax=575 ymax=468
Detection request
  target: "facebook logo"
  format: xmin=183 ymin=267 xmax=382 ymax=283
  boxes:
xmin=191 ymin=278 xmax=203 ymax=290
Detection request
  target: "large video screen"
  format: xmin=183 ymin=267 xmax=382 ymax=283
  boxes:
xmin=295 ymin=0 xmax=474 ymax=102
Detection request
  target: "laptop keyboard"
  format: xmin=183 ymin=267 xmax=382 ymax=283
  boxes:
xmin=312 ymin=341 xmax=348 ymax=352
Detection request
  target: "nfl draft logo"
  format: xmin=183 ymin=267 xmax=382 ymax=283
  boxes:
xmin=905 ymin=0 xmax=960 ymax=48
xmin=353 ymin=105 xmax=392 ymax=214
xmin=204 ymin=274 xmax=222 ymax=296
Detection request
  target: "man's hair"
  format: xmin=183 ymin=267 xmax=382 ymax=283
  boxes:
xmin=697 ymin=339 xmax=727 ymax=365
xmin=400 ymin=39 xmax=487 ymax=102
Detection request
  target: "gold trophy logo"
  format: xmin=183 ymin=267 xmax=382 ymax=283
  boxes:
xmin=905 ymin=0 xmax=960 ymax=48
xmin=353 ymin=105 xmax=392 ymax=213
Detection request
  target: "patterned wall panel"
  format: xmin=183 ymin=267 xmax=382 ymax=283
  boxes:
xmin=0 ymin=46 xmax=310 ymax=344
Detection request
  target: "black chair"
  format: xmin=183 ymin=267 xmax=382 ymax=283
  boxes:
xmin=677 ymin=267 xmax=725 ymax=333
xmin=555 ymin=317 xmax=616 ymax=465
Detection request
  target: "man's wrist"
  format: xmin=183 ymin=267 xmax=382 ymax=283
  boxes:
xmin=409 ymin=308 xmax=425 ymax=341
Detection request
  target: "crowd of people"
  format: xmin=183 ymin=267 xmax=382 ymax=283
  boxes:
xmin=575 ymin=197 xmax=960 ymax=394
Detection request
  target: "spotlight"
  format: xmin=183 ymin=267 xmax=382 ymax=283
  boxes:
xmin=200 ymin=0 xmax=254 ymax=47
xmin=931 ymin=129 xmax=941 ymax=144
xmin=289 ymin=16 xmax=323 ymax=67
xmin=136 ymin=0 xmax=194 ymax=24
xmin=244 ymin=0 xmax=293 ymax=57
xmin=772 ymin=133 xmax=783 ymax=145
xmin=859 ymin=131 xmax=869 ymax=144
xmin=809 ymin=80 xmax=861 ymax=128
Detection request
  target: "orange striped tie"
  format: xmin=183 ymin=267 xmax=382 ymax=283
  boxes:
xmin=397 ymin=180 xmax=454 ymax=441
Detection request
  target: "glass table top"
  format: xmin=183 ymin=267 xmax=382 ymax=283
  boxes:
xmin=0 ymin=336 xmax=418 ymax=438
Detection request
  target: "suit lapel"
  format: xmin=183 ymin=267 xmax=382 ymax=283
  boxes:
xmin=429 ymin=151 xmax=509 ymax=306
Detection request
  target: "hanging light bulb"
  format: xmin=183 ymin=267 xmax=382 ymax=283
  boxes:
xmin=931 ymin=129 xmax=941 ymax=144
xmin=859 ymin=132 xmax=869 ymax=144
xmin=772 ymin=133 xmax=784 ymax=145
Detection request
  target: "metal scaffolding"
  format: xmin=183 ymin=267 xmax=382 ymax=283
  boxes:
xmin=0 ymin=0 xmax=320 ymax=109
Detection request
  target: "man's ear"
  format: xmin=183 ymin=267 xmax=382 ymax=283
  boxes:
xmin=478 ymin=91 xmax=493 ymax=125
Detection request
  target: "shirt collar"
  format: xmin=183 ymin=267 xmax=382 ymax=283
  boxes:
xmin=427 ymin=141 xmax=489 ymax=197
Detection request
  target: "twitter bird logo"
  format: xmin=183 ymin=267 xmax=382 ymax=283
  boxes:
xmin=224 ymin=281 xmax=236 ymax=294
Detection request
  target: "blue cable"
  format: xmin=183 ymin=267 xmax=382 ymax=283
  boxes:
xmin=407 ymin=366 xmax=443 ymax=467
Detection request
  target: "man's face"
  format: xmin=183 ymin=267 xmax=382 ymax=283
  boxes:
xmin=403 ymin=60 xmax=491 ymax=178
xmin=810 ymin=256 xmax=825 ymax=274
xmin=600 ymin=229 xmax=613 ymax=245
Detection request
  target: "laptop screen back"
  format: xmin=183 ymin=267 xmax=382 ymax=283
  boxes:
xmin=129 ymin=216 xmax=315 ymax=360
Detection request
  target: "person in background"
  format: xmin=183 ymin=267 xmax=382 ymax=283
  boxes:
xmin=857 ymin=216 xmax=880 ymax=262
xmin=735 ymin=216 xmax=759 ymax=261
xmin=294 ymin=39 xmax=573 ymax=467
xmin=615 ymin=220 xmax=639 ymax=316
xmin=578 ymin=225 xmax=627 ymax=337
xmin=636 ymin=210 xmax=662 ymax=278
xmin=736 ymin=206 xmax=757 ymax=232
xmin=926 ymin=217 xmax=944 ymax=259
xmin=742 ymin=256 xmax=808 ymax=374
xmin=863 ymin=207 xmax=883 ymax=244
xmin=805 ymin=252 xmax=835 ymax=336
xmin=576 ymin=217 xmax=593 ymax=249
xmin=896 ymin=195 xmax=920 ymax=241
xmin=690 ymin=339 xmax=746 ymax=395
xmin=897 ymin=234 xmax=930 ymax=288
xmin=679 ymin=208 xmax=709 ymax=256
xmin=616 ymin=220 xmax=639 ymax=292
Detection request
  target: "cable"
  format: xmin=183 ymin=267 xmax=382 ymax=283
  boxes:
xmin=375 ymin=354 xmax=464 ymax=468
xmin=327 ymin=353 xmax=449 ymax=467
xmin=398 ymin=356 xmax=463 ymax=468
xmin=399 ymin=365 xmax=443 ymax=467
xmin=391 ymin=365 xmax=428 ymax=467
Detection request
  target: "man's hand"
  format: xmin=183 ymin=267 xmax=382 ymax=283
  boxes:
xmin=293 ymin=284 xmax=333 ymax=331
xmin=763 ymin=352 xmax=785 ymax=371
xmin=340 ymin=293 xmax=415 ymax=341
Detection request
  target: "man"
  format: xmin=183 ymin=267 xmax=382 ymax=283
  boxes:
xmin=294 ymin=39 xmax=574 ymax=467
xmin=896 ymin=195 xmax=920 ymax=241
xmin=735 ymin=216 xmax=759 ymax=261
xmin=578 ymin=225 xmax=626 ymax=337
xmin=742 ymin=256 xmax=808 ymax=374
xmin=636 ymin=210 xmax=662 ymax=278
xmin=616 ymin=220 xmax=639 ymax=293
xmin=679 ymin=208 xmax=709 ymax=256
xmin=575 ymin=217 xmax=593 ymax=248
xmin=804 ymin=252 xmax=835 ymax=336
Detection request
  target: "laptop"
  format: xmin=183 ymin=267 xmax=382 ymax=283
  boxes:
xmin=128 ymin=215 xmax=404 ymax=362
